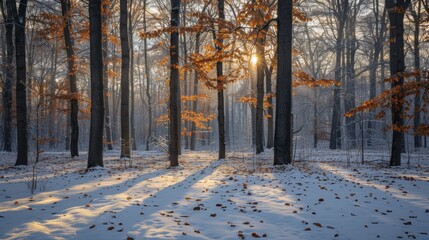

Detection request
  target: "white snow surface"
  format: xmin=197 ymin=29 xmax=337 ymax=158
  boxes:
xmin=0 ymin=149 xmax=428 ymax=239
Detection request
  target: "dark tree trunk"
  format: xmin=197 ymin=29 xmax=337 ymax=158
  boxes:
xmin=120 ymin=0 xmax=130 ymax=158
xmin=274 ymin=0 xmax=293 ymax=165
xmin=9 ymin=0 xmax=28 ymax=166
xmin=367 ymin=1 xmax=386 ymax=146
xmin=88 ymin=0 xmax=105 ymax=168
xmin=411 ymin=1 xmax=422 ymax=149
xmin=1 ymin=2 xmax=13 ymax=152
xmin=129 ymin=0 xmax=136 ymax=151
xmin=190 ymin=32 xmax=201 ymax=151
xmin=217 ymin=0 xmax=226 ymax=159
xmin=143 ymin=0 xmax=153 ymax=151
xmin=254 ymin=0 xmax=268 ymax=154
xmin=265 ymin=65 xmax=274 ymax=149
xmin=255 ymin=42 xmax=265 ymax=154
xmin=102 ymin=1 xmax=113 ymax=151
xmin=344 ymin=10 xmax=357 ymax=148
xmin=169 ymin=0 xmax=181 ymax=166
xmin=386 ymin=0 xmax=410 ymax=166
xmin=329 ymin=0 xmax=348 ymax=150
xmin=181 ymin=0 xmax=190 ymax=149
xmin=61 ymin=0 xmax=79 ymax=157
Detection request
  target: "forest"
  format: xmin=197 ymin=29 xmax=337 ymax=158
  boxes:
xmin=0 ymin=0 xmax=428 ymax=239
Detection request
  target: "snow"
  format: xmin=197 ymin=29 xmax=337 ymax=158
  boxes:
xmin=0 ymin=148 xmax=428 ymax=239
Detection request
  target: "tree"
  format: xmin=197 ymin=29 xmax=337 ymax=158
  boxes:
xmin=367 ymin=0 xmax=387 ymax=146
xmin=0 ymin=1 xmax=13 ymax=152
xmin=189 ymin=0 xmax=211 ymax=151
xmin=102 ymin=0 xmax=114 ymax=151
xmin=61 ymin=0 xmax=79 ymax=158
xmin=329 ymin=0 xmax=348 ymax=150
xmin=386 ymin=0 xmax=410 ymax=166
xmin=88 ymin=0 xmax=105 ymax=168
xmin=274 ymin=0 xmax=293 ymax=165
xmin=6 ymin=0 xmax=28 ymax=166
xmin=169 ymin=0 xmax=181 ymax=167
xmin=143 ymin=0 xmax=153 ymax=151
xmin=410 ymin=0 xmax=422 ymax=149
xmin=120 ymin=0 xmax=131 ymax=158
xmin=216 ymin=0 xmax=226 ymax=160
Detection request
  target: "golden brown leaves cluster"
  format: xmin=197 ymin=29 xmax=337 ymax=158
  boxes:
xmin=346 ymin=71 xmax=429 ymax=136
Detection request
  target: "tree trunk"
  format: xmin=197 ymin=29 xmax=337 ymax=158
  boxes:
xmin=329 ymin=1 xmax=348 ymax=150
xmin=10 ymin=0 xmax=28 ymax=166
xmin=1 ymin=2 xmax=13 ymax=152
xmin=274 ymin=0 xmax=293 ymax=165
xmin=129 ymin=0 xmax=137 ymax=151
xmin=143 ymin=0 xmax=153 ymax=151
xmin=190 ymin=32 xmax=201 ymax=151
xmin=386 ymin=0 xmax=410 ymax=166
xmin=61 ymin=0 xmax=79 ymax=157
xmin=265 ymin=65 xmax=274 ymax=149
xmin=255 ymin=42 xmax=265 ymax=154
xmin=411 ymin=0 xmax=422 ymax=149
xmin=169 ymin=0 xmax=181 ymax=166
xmin=88 ymin=0 xmax=105 ymax=168
xmin=217 ymin=0 xmax=226 ymax=159
xmin=102 ymin=1 xmax=113 ymax=150
xmin=344 ymin=10 xmax=357 ymax=148
xmin=120 ymin=0 xmax=130 ymax=158
xmin=367 ymin=1 xmax=386 ymax=146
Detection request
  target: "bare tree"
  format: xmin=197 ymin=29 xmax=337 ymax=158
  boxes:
xmin=88 ymin=0 xmax=105 ymax=168
xmin=120 ymin=0 xmax=131 ymax=158
xmin=329 ymin=0 xmax=348 ymax=150
xmin=274 ymin=0 xmax=293 ymax=165
xmin=61 ymin=0 xmax=79 ymax=157
xmin=6 ymin=0 xmax=28 ymax=166
xmin=169 ymin=0 xmax=181 ymax=166
xmin=0 ymin=1 xmax=13 ymax=152
xmin=217 ymin=0 xmax=226 ymax=159
xmin=386 ymin=0 xmax=411 ymax=166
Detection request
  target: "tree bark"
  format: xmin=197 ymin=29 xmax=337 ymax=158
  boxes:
xmin=102 ymin=0 xmax=113 ymax=151
xmin=9 ymin=0 xmax=28 ymax=166
xmin=411 ymin=0 xmax=422 ymax=148
xmin=88 ymin=0 xmax=105 ymax=168
xmin=169 ymin=0 xmax=181 ymax=166
xmin=386 ymin=0 xmax=410 ymax=166
xmin=265 ymin=65 xmax=274 ymax=149
xmin=1 ymin=1 xmax=13 ymax=152
xmin=367 ymin=1 xmax=386 ymax=146
xmin=61 ymin=0 xmax=79 ymax=157
xmin=190 ymin=32 xmax=201 ymax=151
xmin=129 ymin=0 xmax=136 ymax=151
xmin=344 ymin=7 xmax=357 ymax=148
xmin=255 ymin=42 xmax=265 ymax=154
xmin=274 ymin=0 xmax=293 ymax=165
xmin=120 ymin=0 xmax=131 ymax=158
xmin=217 ymin=0 xmax=226 ymax=159
xmin=329 ymin=0 xmax=348 ymax=150
xmin=143 ymin=0 xmax=153 ymax=151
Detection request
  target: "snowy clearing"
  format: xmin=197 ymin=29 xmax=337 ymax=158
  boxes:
xmin=0 ymin=149 xmax=428 ymax=239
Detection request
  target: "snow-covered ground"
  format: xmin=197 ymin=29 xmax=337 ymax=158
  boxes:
xmin=0 ymin=148 xmax=428 ymax=239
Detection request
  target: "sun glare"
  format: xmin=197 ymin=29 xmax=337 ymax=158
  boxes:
xmin=251 ymin=55 xmax=258 ymax=65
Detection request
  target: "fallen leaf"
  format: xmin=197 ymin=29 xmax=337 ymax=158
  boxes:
xmin=313 ymin=223 xmax=322 ymax=228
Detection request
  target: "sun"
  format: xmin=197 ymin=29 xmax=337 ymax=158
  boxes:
xmin=251 ymin=55 xmax=258 ymax=65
